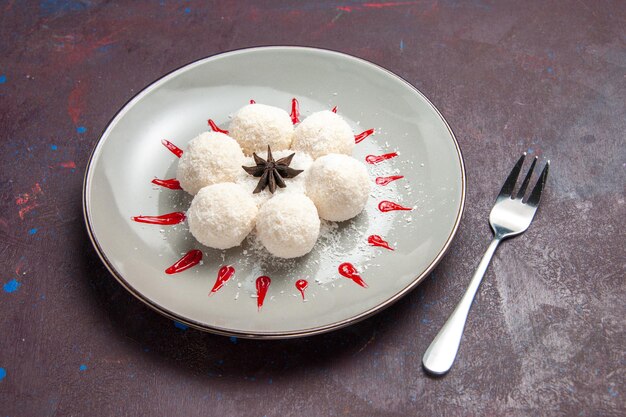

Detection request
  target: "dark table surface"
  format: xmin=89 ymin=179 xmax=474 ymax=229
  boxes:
xmin=1 ymin=1 xmax=625 ymax=416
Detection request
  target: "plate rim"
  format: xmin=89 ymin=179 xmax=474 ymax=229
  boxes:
xmin=82 ymin=45 xmax=466 ymax=339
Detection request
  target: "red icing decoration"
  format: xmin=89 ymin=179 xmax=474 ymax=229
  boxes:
xmin=210 ymin=265 xmax=235 ymax=294
xmin=256 ymin=276 xmax=271 ymax=310
xmin=295 ymin=279 xmax=308 ymax=300
xmin=355 ymin=129 xmax=374 ymax=144
xmin=366 ymin=152 xmax=398 ymax=164
xmin=338 ymin=263 xmax=368 ymax=288
xmin=208 ymin=119 xmax=229 ymax=134
xmin=165 ymin=250 xmax=202 ymax=274
xmin=151 ymin=178 xmax=182 ymax=190
xmin=290 ymin=98 xmax=300 ymax=124
xmin=375 ymin=175 xmax=404 ymax=186
xmin=161 ymin=139 xmax=183 ymax=158
xmin=331 ymin=106 xmax=338 ymax=113
xmin=131 ymin=212 xmax=186 ymax=225
xmin=368 ymin=235 xmax=394 ymax=251
xmin=249 ymin=99 xmax=256 ymax=104
xmin=378 ymin=201 xmax=412 ymax=212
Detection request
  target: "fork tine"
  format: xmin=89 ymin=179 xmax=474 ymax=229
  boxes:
xmin=498 ymin=153 xmax=526 ymax=199
xmin=526 ymin=161 xmax=550 ymax=207
xmin=516 ymin=156 xmax=538 ymax=199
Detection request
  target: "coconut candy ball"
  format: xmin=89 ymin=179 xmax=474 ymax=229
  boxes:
xmin=256 ymin=194 xmax=321 ymax=259
xmin=176 ymin=132 xmax=245 ymax=195
xmin=292 ymin=110 xmax=354 ymax=160
xmin=187 ymin=183 xmax=258 ymax=250
xmin=230 ymin=103 xmax=294 ymax=155
xmin=305 ymin=154 xmax=370 ymax=222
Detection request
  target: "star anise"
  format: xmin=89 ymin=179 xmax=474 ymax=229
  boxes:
xmin=242 ymin=146 xmax=303 ymax=194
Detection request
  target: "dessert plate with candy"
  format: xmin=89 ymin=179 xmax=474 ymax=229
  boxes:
xmin=83 ymin=47 xmax=465 ymax=338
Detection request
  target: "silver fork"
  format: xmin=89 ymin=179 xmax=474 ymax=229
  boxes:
xmin=422 ymin=153 xmax=549 ymax=375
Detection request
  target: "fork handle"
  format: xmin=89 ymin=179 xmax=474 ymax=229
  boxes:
xmin=422 ymin=237 xmax=502 ymax=375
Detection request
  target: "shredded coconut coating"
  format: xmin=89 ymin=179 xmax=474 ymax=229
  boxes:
xmin=272 ymin=150 xmax=312 ymax=195
xmin=292 ymin=110 xmax=354 ymax=160
xmin=230 ymin=104 xmax=294 ymax=155
xmin=235 ymin=168 xmax=272 ymax=209
xmin=256 ymin=194 xmax=321 ymax=258
xmin=177 ymin=132 xmax=245 ymax=195
xmin=305 ymin=154 xmax=371 ymax=221
xmin=187 ymin=183 xmax=258 ymax=250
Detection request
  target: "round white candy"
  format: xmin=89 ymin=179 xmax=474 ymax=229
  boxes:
xmin=187 ymin=183 xmax=258 ymax=250
xmin=177 ymin=132 xmax=245 ymax=195
xmin=292 ymin=110 xmax=354 ymax=160
xmin=256 ymin=194 xmax=320 ymax=259
xmin=230 ymin=104 xmax=294 ymax=155
xmin=305 ymin=154 xmax=370 ymax=222
xmin=235 ymin=164 xmax=272 ymax=209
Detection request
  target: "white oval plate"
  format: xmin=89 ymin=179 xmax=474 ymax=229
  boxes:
xmin=83 ymin=46 xmax=465 ymax=338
